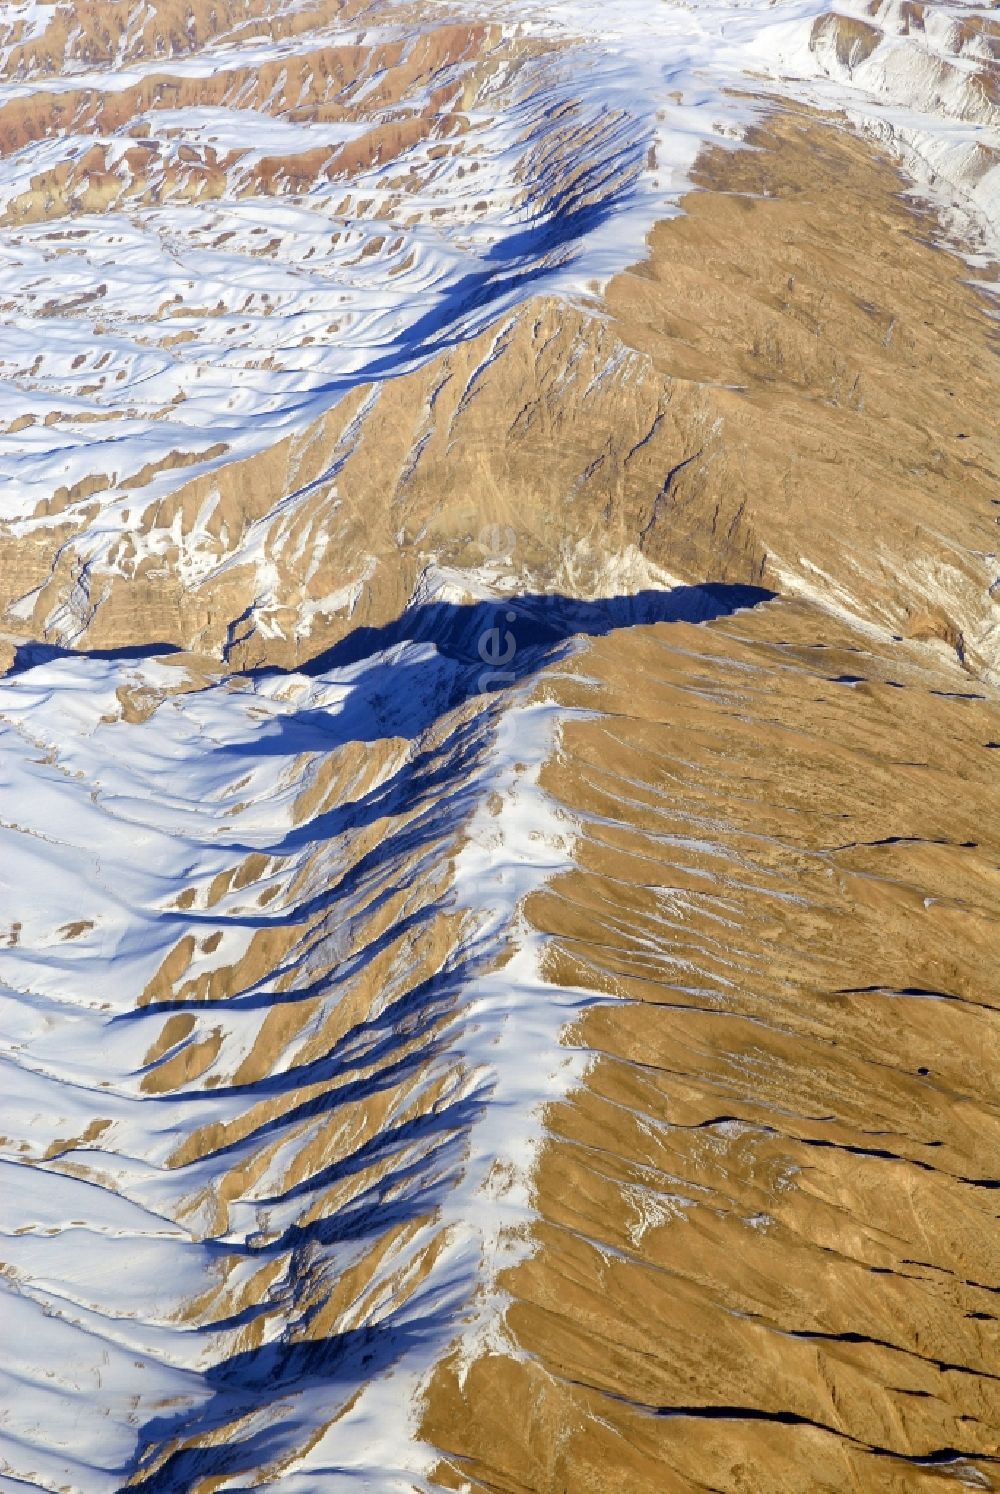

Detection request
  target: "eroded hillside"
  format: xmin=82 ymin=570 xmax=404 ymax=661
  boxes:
xmin=0 ymin=1 xmax=999 ymax=1491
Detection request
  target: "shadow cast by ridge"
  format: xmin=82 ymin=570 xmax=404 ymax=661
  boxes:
xmin=285 ymin=582 xmax=776 ymax=676
xmin=6 ymin=640 xmax=181 ymax=678
xmin=105 ymin=581 xmax=775 ymax=1490
xmin=128 ymin=1322 xmax=435 ymax=1490
xmin=221 ymin=583 xmax=777 ymax=765
xmin=304 ymin=123 xmax=648 ymax=402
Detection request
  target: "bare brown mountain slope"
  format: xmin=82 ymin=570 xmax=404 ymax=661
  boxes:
xmin=118 ymin=591 xmax=1000 ymax=1491
xmin=419 ymin=593 xmax=1000 ymax=1493
xmin=4 ymin=98 xmax=1000 ymax=1493
xmin=5 ymin=107 xmax=996 ymax=685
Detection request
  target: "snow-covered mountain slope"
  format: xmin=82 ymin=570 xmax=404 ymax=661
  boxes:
xmin=0 ymin=584 xmax=771 ymax=1491
xmin=0 ymin=0 xmax=997 ymax=663
xmin=3 ymin=583 xmax=1000 ymax=1492
xmin=2 ymin=1 xmax=1000 ymax=1490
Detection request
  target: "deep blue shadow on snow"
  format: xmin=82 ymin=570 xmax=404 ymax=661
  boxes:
xmin=6 ymin=639 xmax=182 ymax=677
xmin=225 ymin=584 xmax=777 ymax=764
xmin=292 ymin=583 xmax=773 ymax=674
xmin=2 ymin=585 xmax=772 ymax=686
xmin=305 ymin=129 xmax=648 ymax=400
xmin=128 ymin=1323 xmax=437 ymax=1490
xmin=95 ymin=583 xmax=775 ymax=1490
xmin=113 ymin=584 xmax=776 ymax=946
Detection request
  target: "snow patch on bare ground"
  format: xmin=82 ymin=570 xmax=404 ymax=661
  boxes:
xmin=1 ymin=0 xmax=999 ymax=1484
xmin=1 ymin=0 xmax=996 ymax=616
xmin=0 ymin=580 xmax=772 ymax=1488
xmin=0 ymin=631 xmax=589 ymax=1487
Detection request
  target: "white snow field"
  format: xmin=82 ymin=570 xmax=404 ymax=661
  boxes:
xmin=0 ymin=637 xmax=581 ymax=1489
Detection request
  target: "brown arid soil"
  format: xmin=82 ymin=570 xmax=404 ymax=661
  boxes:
xmin=402 ymin=109 xmax=1000 ymax=1494
xmin=2 ymin=0 xmax=1000 ymax=1469
xmin=5 ymin=107 xmax=996 ymax=686
xmin=97 ymin=108 xmax=1000 ymax=1490
xmin=419 ymin=596 xmax=1000 ymax=1492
